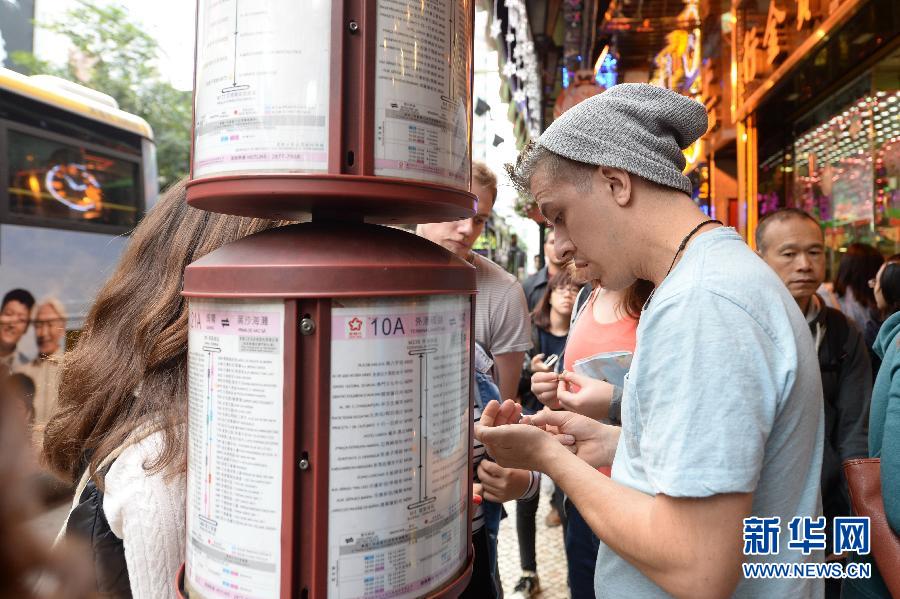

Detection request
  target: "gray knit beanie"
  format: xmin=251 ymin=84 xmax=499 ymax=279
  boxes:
xmin=537 ymin=83 xmax=707 ymax=195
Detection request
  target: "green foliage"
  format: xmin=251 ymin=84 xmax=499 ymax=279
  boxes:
xmin=10 ymin=1 xmax=190 ymax=188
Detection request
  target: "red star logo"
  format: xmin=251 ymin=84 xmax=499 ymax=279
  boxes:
xmin=348 ymin=317 xmax=363 ymax=332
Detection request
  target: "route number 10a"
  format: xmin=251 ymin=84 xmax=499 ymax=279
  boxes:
xmin=370 ymin=317 xmax=406 ymax=336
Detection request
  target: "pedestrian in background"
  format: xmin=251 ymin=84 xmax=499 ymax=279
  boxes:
xmin=522 ymin=229 xmax=568 ymax=312
xmin=43 ymin=179 xmax=289 ymax=599
xmin=822 ymin=242 xmax=883 ymax=349
xmin=417 ymin=161 xmax=531 ymax=402
xmin=521 ymin=228 xmax=572 ymax=532
xmin=843 ymin=256 xmax=900 ymax=599
xmin=418 ymin=161 xmax=535 ymax=599
xmin=0 ymin=288 xmax=35 ymax=375
xmin=19 ymin=297 xmax=68 ymax=438
xmin=511 ymin=269 xmax=579 ymax=598
xmin=757 ymin=208 xmax=871 ymax=599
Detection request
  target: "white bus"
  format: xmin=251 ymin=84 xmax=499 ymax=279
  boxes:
xmin=0 ymin=67 xmax=158 ymax=354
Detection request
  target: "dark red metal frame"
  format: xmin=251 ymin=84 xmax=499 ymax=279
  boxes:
xmin=187 ymin=0 xmax=477 ymax=225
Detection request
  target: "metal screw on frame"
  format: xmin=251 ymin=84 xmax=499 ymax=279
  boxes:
xmin=300 ymin=318 xmax=316 ymax=335
xmin=348 ymin=21 xmax=359 ymax=33
xmin=299 ymin=458 xmax=310 ymax=470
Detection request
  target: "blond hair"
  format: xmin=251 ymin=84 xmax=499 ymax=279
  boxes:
xmin=37 ymin=297 xmax=68 ymax=324
xmin=472 ymin=161 xmax=498 ymax=204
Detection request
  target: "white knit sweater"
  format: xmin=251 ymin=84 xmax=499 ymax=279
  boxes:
xmin=103 ymin=431 xmax=186 ymax=599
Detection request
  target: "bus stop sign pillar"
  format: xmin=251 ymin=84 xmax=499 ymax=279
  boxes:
xmin=180 ymin=1 xmax=477 ymax=598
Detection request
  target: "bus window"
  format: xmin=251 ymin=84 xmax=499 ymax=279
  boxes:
xmin=7 ymin=127 xmax=142 ymax=228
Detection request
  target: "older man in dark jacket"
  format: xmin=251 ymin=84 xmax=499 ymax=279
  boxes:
xmin=757 ymin=208 xmax=870 ymax=599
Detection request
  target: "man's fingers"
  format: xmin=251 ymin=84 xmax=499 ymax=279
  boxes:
xmin=531 ymin=371 xmax=558 ymax=386
xmin=554 ymin=433 xmax=576 ymax=446
xmin=479 ymin=399 xmax=501 ymax=428
xmin=495 ymin=399 xmax=520 ymax=426
xmin=559 ymin=369 xmax=592 ymax=388
xmin=529 ymin=408 xmax=571 ymax=429
xmin=557 ymin=379 xmax=578 ymax=406
xmin=482 ymin=490 xmax=501 ymax=503
xmin=532 ymin=378 xmax=557 ymax=390
xmin=477 ymin=424 xmax=516 ymax=450
xmin=477 ymin=459 xmax=503 ymax=479
xmin=539 ymin=394 xmax=561 ymax=410
xmin=556 ymin=436 xmax=577 ymax=454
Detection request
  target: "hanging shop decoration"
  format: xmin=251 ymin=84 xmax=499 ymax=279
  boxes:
xmin=650 ymin=0 xmax=705 ymax=172
xmin=489 ymin=0 xmax=543 ymax=139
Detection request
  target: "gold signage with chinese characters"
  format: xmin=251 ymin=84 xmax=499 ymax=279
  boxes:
xmin=735 ymin=0 xmax=841 ymax=97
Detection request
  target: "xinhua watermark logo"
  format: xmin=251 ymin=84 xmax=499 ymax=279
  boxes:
xmin=741 ymin=516 xmax=871 ymax=580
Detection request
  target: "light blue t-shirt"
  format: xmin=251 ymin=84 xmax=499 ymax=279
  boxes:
xmin=595 ymin=227 xmax=825 ymax=598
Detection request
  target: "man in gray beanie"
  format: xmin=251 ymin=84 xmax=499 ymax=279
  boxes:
xmin=476 ymin=84 xmax=826 ymax=598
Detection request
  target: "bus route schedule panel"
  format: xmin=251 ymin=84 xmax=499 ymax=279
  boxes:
xmin=374 ymin=0 xmax=472 ymax=190
xmin=185 ymin=299 xmax=285 ymax=599
xmin=192 ymin=0 xmax=332 ymax=178
xmin=329 ymin=296 xmax=471 ymax=598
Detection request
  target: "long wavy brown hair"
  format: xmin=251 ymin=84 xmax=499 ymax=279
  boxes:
xmin=43 ymin=178 xmax=288 ymax=484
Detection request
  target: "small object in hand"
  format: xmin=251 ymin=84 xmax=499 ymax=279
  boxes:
xmin=543 ymin=354 xmax=559 ymax=369
xmin=472 ymin=494 xmax=483 ymax=505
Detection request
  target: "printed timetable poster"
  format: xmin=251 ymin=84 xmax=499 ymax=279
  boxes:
xmin=192 ymin=0 xmax=332 ymax=177
xmin=328 ymin=295 xmax=471 ymax=599
xmin=374 ymin=0 xmax=472 ymax=189
xmin=185 ymin=299 xmax=285 ymax=599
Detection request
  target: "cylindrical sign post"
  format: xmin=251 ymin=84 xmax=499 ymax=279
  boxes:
xmin=180 ymin=1 xmax=477 ymax=598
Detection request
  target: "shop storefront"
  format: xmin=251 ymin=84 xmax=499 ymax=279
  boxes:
xmin=650 ymin=0 xmax=739 ymax=223
xmin=732 ymin=0 xmax=899 ymax=262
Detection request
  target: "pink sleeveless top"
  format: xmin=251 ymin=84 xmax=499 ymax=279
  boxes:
xmin=563 ymin=289 xmax=638 ymax=477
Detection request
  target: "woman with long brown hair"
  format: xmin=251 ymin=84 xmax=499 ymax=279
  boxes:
xmin=43 ymin=178 xmax=287 ymax=598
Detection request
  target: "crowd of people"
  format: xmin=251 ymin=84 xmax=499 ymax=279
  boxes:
xmin=0 ymin=83 xmax=898 ymax=599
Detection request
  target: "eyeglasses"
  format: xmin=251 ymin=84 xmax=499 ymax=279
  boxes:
xmin=552 ymin=287 xmax=580 ymax=296
xmin=868 ymin=278 xmax=877 ymax=289
xmin=34 ymin=319 xmax=64 ymax=330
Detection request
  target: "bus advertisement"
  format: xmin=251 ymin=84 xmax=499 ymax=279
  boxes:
xmin=0 ymin=67 xmax=158 ymax=356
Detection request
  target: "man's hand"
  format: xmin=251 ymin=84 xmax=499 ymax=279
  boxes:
xmin=531 ymin=371 xmax=561 ymax=408
xmin=476 ymin=400 xmax=561 ymax=472
xmin=527 ymin=408 xmax=619 ymax=469
xmin=557 ymin=370 xmax=615 ymax=419
xmin=479 ymin=397 xmax=522 ymax=427
xmin=476 ymin=461 xmax=532 ymax=502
